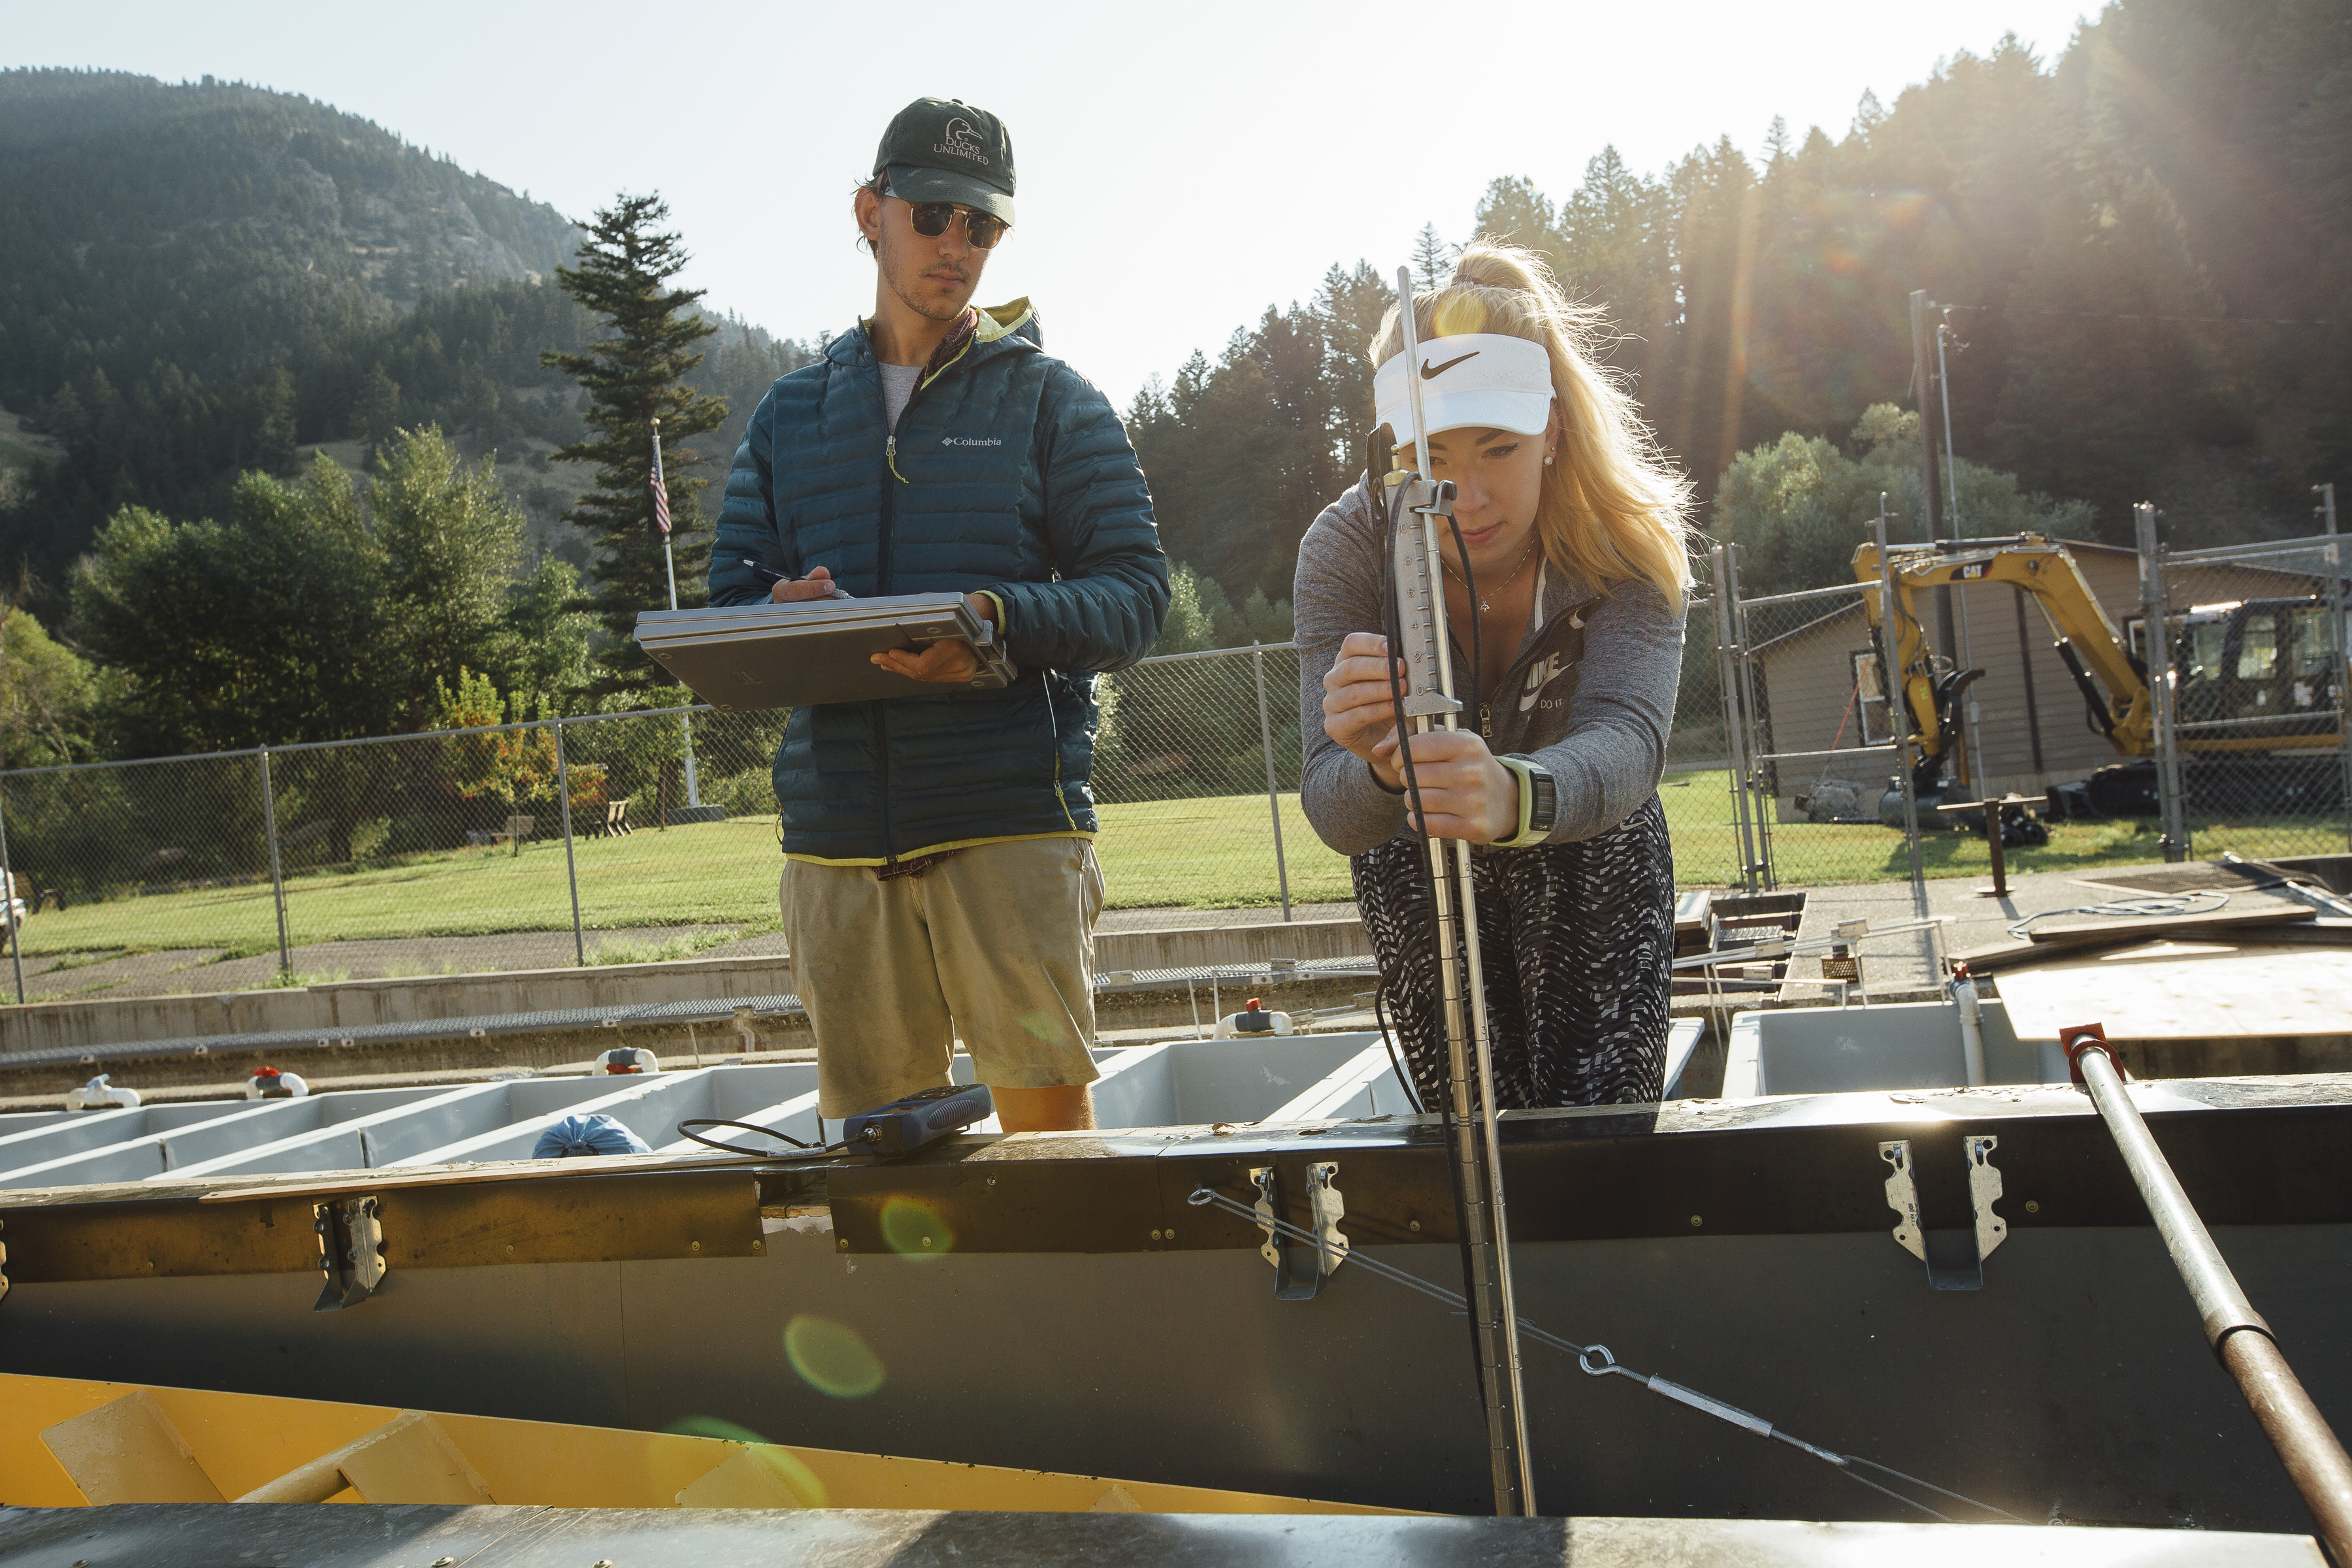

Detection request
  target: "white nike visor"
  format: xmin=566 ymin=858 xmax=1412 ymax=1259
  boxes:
xmin=1375 ymin=333 xmax=1554 ymax=445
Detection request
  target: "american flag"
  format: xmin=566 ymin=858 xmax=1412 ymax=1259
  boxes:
xmin=649 ymin=425 xmax=672 ymax=536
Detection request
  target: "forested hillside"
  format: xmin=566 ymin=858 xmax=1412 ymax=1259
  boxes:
xmin=3 ymin=1 xmax=2346 ymax=764
xmin=0 ymin=69 xmax=812 ymax=600
xmin=1135 ymin=0 xmax=2352 ymax=614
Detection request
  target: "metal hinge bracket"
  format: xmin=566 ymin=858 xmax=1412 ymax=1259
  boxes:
xmin=314 ymin=1196 xmax=387 ymax=1311
xmin=1250 ymin=1162 xmax=1348 ymax=1301
xmin=1879 ymin=1137 xmax=2006 ymax=1292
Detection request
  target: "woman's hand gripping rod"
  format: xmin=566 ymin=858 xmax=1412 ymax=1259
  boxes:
xmin=1387 ymin=264 xmax=1536 ymax=1518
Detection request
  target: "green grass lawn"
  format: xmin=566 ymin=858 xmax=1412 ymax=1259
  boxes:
xmin=12 ymin=800 xmax=1354 ymax=959
xmin=1659 ymin=767 xmax=2345 ymax=886
xmin=14 ymin=777 xmax=2341 ymax=962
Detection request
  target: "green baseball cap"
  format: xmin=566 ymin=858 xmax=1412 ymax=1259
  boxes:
xmin=874 ymin=97 xmax=1016 ymax=223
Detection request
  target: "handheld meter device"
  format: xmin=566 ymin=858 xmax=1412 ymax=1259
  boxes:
xmin=841 ymin=1083 xmax=996 ymax=1157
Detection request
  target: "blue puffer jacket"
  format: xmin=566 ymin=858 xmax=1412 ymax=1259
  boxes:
xmin=709 ymin=300 xmax=1168 ymax=865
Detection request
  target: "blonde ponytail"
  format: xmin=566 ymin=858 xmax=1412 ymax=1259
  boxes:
xmin=1374 ymin=243 xmax=1693 ymax=605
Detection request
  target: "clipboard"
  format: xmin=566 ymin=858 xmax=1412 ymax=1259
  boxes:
xmin=635 ymin=595 xmax=1017 ymax=710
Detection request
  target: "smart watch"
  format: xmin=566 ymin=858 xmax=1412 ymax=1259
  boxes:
xmin=1502 ymin=754 xmax=1558 ymax=843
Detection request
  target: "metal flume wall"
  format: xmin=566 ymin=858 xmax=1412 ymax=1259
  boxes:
xmin=0 ymin=1034 xmax=1422 ymax=1190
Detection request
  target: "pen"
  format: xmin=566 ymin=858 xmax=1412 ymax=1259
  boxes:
xmin=742 ymin=559 xmax=852 ymax=600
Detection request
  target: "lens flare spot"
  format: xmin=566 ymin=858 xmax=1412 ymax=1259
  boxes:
xmin=880 ymin=1196 xmax=954 ymax=1258
xmin=745 ymin=1445 xmax=830 ymax=1507
xmin=663 ymin=1414 xmax=768 ymax=1443
xmin=785 ymin=1314 xmax=885 ymax=1399
xmin=1016 ymin=1007 xmax=1068 ymax=1044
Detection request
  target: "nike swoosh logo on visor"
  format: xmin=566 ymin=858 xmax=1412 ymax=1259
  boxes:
xmin=1420 ymin=351 xmax=1478 ymax=380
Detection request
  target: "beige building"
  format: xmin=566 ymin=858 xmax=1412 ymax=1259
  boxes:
xmin=1744 ymin=543 xmax=2329 ymax=818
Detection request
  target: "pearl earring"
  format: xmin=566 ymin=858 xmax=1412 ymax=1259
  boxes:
xmin=1543 ymin=452 xmax=1556 ymax=466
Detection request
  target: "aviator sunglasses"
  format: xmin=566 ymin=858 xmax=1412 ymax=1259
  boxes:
xmin=883 ymin=185 xmax=1009 ymax=250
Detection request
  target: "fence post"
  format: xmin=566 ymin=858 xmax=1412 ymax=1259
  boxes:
xmin=2323 ymin=486 xmax=2352 ymax=854
xmin=555 ymin=722 xmax=586 ymax=965
xmin=1708 ymin=547 xmax=1758 ymax=894
xmin=1877 ymin=510 xmax=1931 ymax=942
xmin=2137 ymin=503 xmax=2190 ymax=862
xmin=1251 ymin=643 xmax=1292 ymax=921
xmin=0 ymin=779 xmax=24 ymax=1005
xmin=1725 ymin=545 xmax=1776 ymax=890
xmin=257 ymin=747 xmax=292 ymax=975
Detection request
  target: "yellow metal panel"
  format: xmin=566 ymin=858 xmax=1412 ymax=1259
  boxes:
xmin=0 ymin=1373 xmax=1405 ymax=1516
xmin=144 ymin=1382 xmax=393 ymax=1500
xmin=329 ymin=1413 xmax=497 ymax=1505
xmin=674 ymin=1445 xmax=818 ymax=1508
xmin=0 ymin=1379 xmax=144 ymax=1505
xmin=39 ymin=1390 xmax=224 ymax=1504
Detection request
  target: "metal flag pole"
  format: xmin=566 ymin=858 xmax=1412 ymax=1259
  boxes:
xmin=1389 ymin=265 xmax=1535 ymax=1516
xmin=652 ymin=419 xmax=702 ymax=811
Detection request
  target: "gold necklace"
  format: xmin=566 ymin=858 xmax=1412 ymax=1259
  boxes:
xmin=1444 ymin=537 xmax=1539 ymax=613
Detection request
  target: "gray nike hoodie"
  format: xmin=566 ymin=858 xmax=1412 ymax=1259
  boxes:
xmin=1294 ymin=476 xmax=1687 ymax=855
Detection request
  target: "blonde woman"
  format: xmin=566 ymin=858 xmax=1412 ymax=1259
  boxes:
xmin=1296 ymin=244 xmax=1692 ymax=1109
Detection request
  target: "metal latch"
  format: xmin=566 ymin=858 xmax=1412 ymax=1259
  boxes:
xmin=1250 ymin=1162 xmax=1348 ymax=1300
xmin=1880 ymin=1137 xmax=2006 ymax=1291
xmin=314 ymin=1196 xmax=387 ymax=1311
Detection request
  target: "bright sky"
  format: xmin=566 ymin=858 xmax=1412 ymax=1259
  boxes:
xmin=14 ymin=0 xmax=2098 ymax=408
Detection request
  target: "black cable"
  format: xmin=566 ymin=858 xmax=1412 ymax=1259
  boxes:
xmin=1371 ymin=979 xmax=1424 ymax=1115
xmin=1188 ymin=1184 xmax=2020 ymax=1526
xmin=674 ymin=1118 xmax=848 ymax=1158
xmin=1375 ymin=459 xmax=1493 ymax=1397
xmin=1446 ymin=510 xmax=1481 ymax=741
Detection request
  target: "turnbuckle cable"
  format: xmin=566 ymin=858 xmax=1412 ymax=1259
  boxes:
xmin=1186 ymin=1184 xmax=2018 ymax=1524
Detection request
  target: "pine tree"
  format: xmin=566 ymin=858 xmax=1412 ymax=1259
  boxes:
xmin=542 ymin=193 xmax=726 ymax=691
xmin=351 ymin=365 xmax=400 ymax=451
xmin=1411 ymin=223 xmax=1453 ymax=290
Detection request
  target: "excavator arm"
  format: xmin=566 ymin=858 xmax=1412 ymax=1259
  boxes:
xmin=1851 ymin=536 xmax=2156 ymax=770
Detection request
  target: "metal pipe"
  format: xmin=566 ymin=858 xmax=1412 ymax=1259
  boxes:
xmin=1725 ymin=544 xmax=1774 ymax=890
xmin=1396 ymin=266 xmax=1533 ymax=1516
xmin=2068 ymin=1032 xmax=2352 ymax=1561
xmin=259 ymin=747 xmax=292 ymax=976
xmin=555 ymin=724 xmax=585 ymax=968
xmin=1949 ymin=966 xmax=1987 ymax=1087
xmin=1708 ymin=548 xmax=1759 ymax=894
xmin=1878 ymin=503 xmax=1929 ymax=934
xmin=0 ymin=780 xmax=24 ymax=1005
xmin=2321 ymin=484 xmax=2351 ymax=858
xmin=1250 ymin=644 xmax=1292 ymax=921
xmin=2136 ymin=504 xmax=2190 ymax=862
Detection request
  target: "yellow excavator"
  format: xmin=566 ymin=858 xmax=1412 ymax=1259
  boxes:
xmin=1852 ymin=534 xmax=2344 ymax=816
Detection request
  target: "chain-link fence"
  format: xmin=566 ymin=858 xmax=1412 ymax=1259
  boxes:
xmin=1704 ymin=510 xmax=2352 ymax=894
xmin=1709 ymin=539 xmax=1930 ymax=894
xmin=1092 ymin=644 xmax=1346 ymax=912
xmin=1665 ymin=589 xmax=1743 ymax=889
xmin=0 ymin=631 xmax=1796 ymax=1000
xmin=2148 ymin=521 xmax=2352 ymax=862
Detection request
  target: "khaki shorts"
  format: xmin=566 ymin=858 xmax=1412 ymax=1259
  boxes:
xmin=782 ymin=837 xmax=1106 ymax=1118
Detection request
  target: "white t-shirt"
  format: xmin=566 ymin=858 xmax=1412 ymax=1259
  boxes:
xmin=879 ymin=363 xmax=921 ymax=434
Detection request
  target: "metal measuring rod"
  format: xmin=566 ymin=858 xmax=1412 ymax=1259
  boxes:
xmin=2062 ymin=1022 xmax=2352 ymax=1561
xmin=1379 ymin=263 xmax=1535 ymax=1517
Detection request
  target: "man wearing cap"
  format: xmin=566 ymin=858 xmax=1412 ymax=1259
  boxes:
xmin=710 ymin=98 xmax=1167 ymax=1135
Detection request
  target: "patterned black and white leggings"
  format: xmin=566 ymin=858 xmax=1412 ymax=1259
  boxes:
xmin=1353 ymin=793 xmax=1674 ymax=1110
